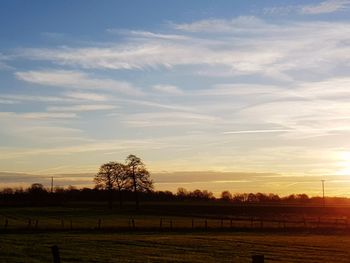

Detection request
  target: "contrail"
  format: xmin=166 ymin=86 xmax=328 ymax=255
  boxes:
xmin=223 ymin=127 xmax=350 ymax=135
xmin=223 ymin=129 xmax=292 ymax=134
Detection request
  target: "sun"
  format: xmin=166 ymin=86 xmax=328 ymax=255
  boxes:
xmin=336 ymin=151 xmax=350 ymax=175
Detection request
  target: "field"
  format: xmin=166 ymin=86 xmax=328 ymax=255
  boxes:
xmin=1 ymin=202 xmax=350 ymax=230
xmin=1 ymin=202 xmax=350 ymax=262
xmin=1 ymin=231 xmax=350 ymax=262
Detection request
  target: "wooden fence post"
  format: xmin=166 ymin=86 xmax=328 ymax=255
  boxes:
xmin=27 ymin=218 xmax=32 ymax=228
xmin=51 ymin=245 xmax=61 ymax=263
xmin=97 ymin=218 xmax=101 ymax=230
xmin=252 ymin=254 xmax=264 ymax=263
xmin=220 ymin=219 xmax=224 ymax=229
xmin=159 ymin=218 xmax=163 ymax=230
xmin=131 ymin=219 xmax=135 ymax=230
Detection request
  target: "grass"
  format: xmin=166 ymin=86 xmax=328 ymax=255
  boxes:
xmin=0 ymin=231 xmax=350 ymax=262
xmin=0 ymin=204 xmax=348 ymax=230
xmin=1 ymin=203 xmax=350 ymax=262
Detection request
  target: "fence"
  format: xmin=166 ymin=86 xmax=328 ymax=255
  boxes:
xmin=1 ymin=215 xmax=349 ymax=232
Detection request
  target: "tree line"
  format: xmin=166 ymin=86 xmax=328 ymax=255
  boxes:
xmin=0 ymin=154 xmax=348 ymax=207
xmin=1 ymin=184 xmax=348 ymax=206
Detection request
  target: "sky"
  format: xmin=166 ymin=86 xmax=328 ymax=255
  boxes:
xmin=1 ymin=0 xmax=350 ymax=196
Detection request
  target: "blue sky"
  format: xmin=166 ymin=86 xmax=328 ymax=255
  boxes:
xmin=1 ymin=0 xmax=350 ymax=196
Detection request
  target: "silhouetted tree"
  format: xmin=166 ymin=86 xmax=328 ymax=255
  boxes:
xmin=268 ymin=193 xmax=280 ymax=202
xmin=125 ymin=154 xmax=153 ymax=210
xmin=201 ymin=190 xmax=214 ymax=200
xmin=94 ymin=162 xmax=127 ymax=209
xmin=188 ymin=189 xmax=214 ymax=200
xmin=113 ymin=162 xmax=128 ymax=208
xmin=256 ymin=192 xmax=268 ymax=202
xmin=221 ymin=190 xmax=232 ymax=201
xmin=232 ymin=193 xmax=246 ymax=203
xmin=247 ymin=193 xmax=257 ymax=203
xmin=176 ymin=187 xmax=189 ymax=200
xmin=296 ymin=193 xmax=309 ymax=201
xmin=2 ymin=188 xmax=13 ymax=195
xmin=28 ymin=183 xmax=46 ymax=194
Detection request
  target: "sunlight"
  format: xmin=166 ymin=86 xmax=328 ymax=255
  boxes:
xmin=335 ymin=151 xmax=350 ymax=175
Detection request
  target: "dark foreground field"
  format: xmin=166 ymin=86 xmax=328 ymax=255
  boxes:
xmin=1 ymin=231 xmax=350 ymax=262
xmin=1 ymin=203 xmax=350 ymax=262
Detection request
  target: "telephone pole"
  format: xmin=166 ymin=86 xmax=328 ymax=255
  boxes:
xmin=321 ymin=180 xmax=325 ymax=207
xmin=51 ymin=176 xmax=54 ymax=193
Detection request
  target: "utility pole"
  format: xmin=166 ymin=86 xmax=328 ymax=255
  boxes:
xmin=321 ymin=180 xmax=325 ymax=207
xmin=51 ymin=176 xmax=54 ymax=193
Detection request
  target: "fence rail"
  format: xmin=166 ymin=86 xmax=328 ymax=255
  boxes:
xmin=1 ymin=215 xmax=349 ymax=232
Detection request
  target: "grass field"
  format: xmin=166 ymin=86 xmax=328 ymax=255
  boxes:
xmin=0 ymin=203 xmax=349 ymax=230
xmin=1 ymin=203 xmax=350 ymax=262
xmin=1 ymin=231 xmax=350 ymax=262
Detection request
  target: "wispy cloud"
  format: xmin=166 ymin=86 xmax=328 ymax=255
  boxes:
xmin=173 ymin=16 xmax=269 ymax=32
xmin=0 ymin=111 xmax=77 ymax=120
xmin=0 ymin=112 xmax=91 ymax=147
xmin=0 ymin=98 xmax=19 ymax=104
xmin=0 ymin=138 xmax=172 ymax=160
xmin=223 ymin=129 xmax=292 ymax=135
xmin=18 ymin=112 xmax=78 ymax=119
xmin=0 ymin=94 xmax=77 ymax=103
xmin=262 ymin=6 xmax=298 ymax=15
xmin=263 ymin=1 xmax=350 ymax=15
xmin=47 ymin=104 xmax=117 ymax=112
xmin=153 ymin=84 xmax=184 ymax=95
xmin=63 ymin=92 xmax=108 ymax=102
xmin=15 ymin=70 xmax=142 ymax=95
xmin=116 ymin=98 xmax=195 ymax=112
xmin=13 ymin=17 xmax=350 ymax=82
xmin=107 ymin=29 xmax=189 ymax=40
xmin=0 ymin=53 xmax=13 ymax=70
xmin=301 ymin=0 xmax=350 ymax=14
xmin=122 ymin=111 xmax=218 ymax=127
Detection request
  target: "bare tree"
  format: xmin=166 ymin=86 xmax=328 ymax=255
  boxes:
xmin=114 ymin=162 xmax=128 ymax=208
xmin=125 ymin=154 xmax=153 ymax=210
xmin=94 ymin=162 xmax=128 ymax=209
xmin=94 ymin=162 xmax=115 ymax=209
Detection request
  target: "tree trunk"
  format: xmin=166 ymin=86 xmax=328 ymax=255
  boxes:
xmin=108 ymin=189 xmax=113 ymax=209
xmin=134 ymin=189 xmax=139 ymax=211
xmin=118 ymin=190 xmax=123 ymax=208
xmin=132 ymin=166 xmax=139 ymax=210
